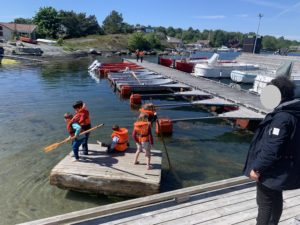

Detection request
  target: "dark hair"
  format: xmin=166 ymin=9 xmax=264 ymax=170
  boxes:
xmin=73 ymin=100 xmax=83 ymax=109
xmin=64 ymin=112 xmax=73 ymax=119
xmin=112 ymin=124 xmax=119 ymax=130
xmin=270 ymin=76 xmax=295 ymax=102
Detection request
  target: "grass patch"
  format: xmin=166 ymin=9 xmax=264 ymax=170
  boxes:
xmin=63 ymin=34 xmax=131 ymax=51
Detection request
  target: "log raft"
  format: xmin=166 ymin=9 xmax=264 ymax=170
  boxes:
xmin=49 ymin=143 xmax=162 ymax=197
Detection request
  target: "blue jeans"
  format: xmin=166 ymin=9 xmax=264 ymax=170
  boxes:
xmin=256 ymin=182 xmax=283 ymax=225
xmin=72 ymin=139 xmax=83 ymax=160
xmin=82 ymin=124 xmax=91 ymax=154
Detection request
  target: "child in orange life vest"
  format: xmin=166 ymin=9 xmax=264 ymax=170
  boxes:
xmin=64 ymin=113 xmax=85 ymax=162
xmin=132 ymin=113 xmax=154 ymax=170
xmin=72 ymin=100 xmax=91 ymax=155
xmin=100 ymin=124 xmax=129 ymax=153
xmin=139 ymin=50 xmax=145 ymax=63
xmin=139 ymin=103 xmax=157 ymax=124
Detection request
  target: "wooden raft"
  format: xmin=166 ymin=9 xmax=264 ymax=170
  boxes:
xmin=50 ymin=144 xmax=162 ymax=197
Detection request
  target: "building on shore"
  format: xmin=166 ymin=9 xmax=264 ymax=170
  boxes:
xmin=0 ymin=22 xmax=37 ymax=41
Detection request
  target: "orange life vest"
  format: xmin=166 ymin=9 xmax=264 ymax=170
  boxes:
xmin=66 ymin=121 xmax=76 ymax=137
xmin=111 ymin=128 xmax=129 ymax=151
xmin=134 ymin=121 xmax=150 ymax=143
xmin=74 ymin=107 xmax=91 ymax=129
xmin=139 ymin=51 xmax=145 ymax=57
xmin=139 ymin=108 xmax=155 ymax=118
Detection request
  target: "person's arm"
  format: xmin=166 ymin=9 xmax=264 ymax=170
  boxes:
xmin=72 ymin=123 xmax=82 ymax=137
xmin=132 ymin=129 xmax=139 ymax=143
xmin=252 ymin=113 xmax=294 ymax=173
xmin=110 ymin=136 xmax=119 ymax=149
xmin=148 ymin=126 xmax=153 ymax=146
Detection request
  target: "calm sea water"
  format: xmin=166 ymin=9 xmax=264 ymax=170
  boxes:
xmin=0 ymin=54 xmax=253 ymax=224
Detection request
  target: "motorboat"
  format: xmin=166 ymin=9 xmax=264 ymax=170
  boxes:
xmin=109 ymin=74 xmax=165 ymax=82
xmin=193 ymin=53 xmax=259 ymax=78
xmin=217 ymin=45 xmax=234 ymax=52
xmin=115 ymin=78 xmax=174 ymax=87
xmin=230 ymin=70 xmax=258 ymax=83
xmin=249 ymin=61 xmax=300 ymax=97
xmin=88 ymin=60 xmax=101 ymax=71
xmin=108 ymin=70 xmax=156 ymax=77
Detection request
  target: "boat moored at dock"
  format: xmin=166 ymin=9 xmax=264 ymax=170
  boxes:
xmin=193 ymin=53 xmax=259 ymax=78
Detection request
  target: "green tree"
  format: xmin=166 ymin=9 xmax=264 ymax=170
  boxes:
xmin=166 ymin=26 xmax=176 ymax=37
xmin=59 ymin=11 xmax=102 ymax=38
xmin=213 ymin=30 xmax=226 ymax=47
xmin=145 ymin=33 xmax=162 ymax=50
xmin=122 ymin=22 xmax=134 ymax=34
xmin=14 ymin=18 xmax=32 ymax=24
xmin=262 ymin=35 xmax=278 ymax=50
xmin=155 ymin=26 xmax=167 ymax=35
xmin=128 ymin=32 xmax=150 ymax=51
xmin=102 ymin=10 xmax=124 ymax=34
xmin=33 ymin=7 xmax=60 ymax=38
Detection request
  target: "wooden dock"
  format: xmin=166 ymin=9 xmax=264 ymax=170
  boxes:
xmin=236 ymin=53 xmax=300 ymax=74
xmin=50 ymin=144 xmax=162 ymax=197
xmin=19 ymin=176 xmax=300 ymax=225
xmin=125 ymin=59 xmax=269 ymax=115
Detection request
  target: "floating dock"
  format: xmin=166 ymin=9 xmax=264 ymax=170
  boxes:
xmin=50 ymin=144 xmax=162 ymax=197
xmin=125 ymin=58 xmax=269 ymax=114
xmin=123 ymin=58 xmax=267 ymax=128
xmin=19 ymin=176 xmax=300 ymax=225
xmin=236 ymin=53 xmax=300 ymax=73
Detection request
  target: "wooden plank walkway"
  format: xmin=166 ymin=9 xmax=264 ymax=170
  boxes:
xmin=19 ymin=176 xmax=300 ymax=225
xmin=125 ymin=59 xmax=269 ymax=115
xmin=50 ymin=144 xmax=162 ymax=197
xmin=236 ymin=53 xmax=300 ymax=73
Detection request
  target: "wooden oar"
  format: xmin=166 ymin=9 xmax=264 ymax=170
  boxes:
xmin=131 ymin=71 xmax=141 ymax=84
xmin=44 ymin=123 xmax=104 ymax=153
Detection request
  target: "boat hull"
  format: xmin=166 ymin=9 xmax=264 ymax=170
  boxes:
xmin=230 ymin=70 xmax=257 ymax=83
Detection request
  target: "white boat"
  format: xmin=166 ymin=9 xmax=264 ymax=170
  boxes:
xmin=230 ymin=70 xmax=258 ymax=83
xmin=217 ymin=45 xmax=234 ymax=52
xmin=109 ymin=74 xmax=165 ymax=82
xmin=249 ymin=61 xmax=300 ymax=97
xmin=37 ymin=38 xmax=57 ymax=44
xmin=88 ymin=60 xmax=101 ymax=71
xmin=115 ymin=78 xmax=174 ymax=86
xmin=193 ymin=54 xmax=259 ymax=78
xmin=109 ymin=71 xmax=156 ymax=76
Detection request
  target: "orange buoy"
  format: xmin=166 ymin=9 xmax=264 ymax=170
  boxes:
xmin=121 ymin=86 xmax=132 ymax=97
xmin=130 ymin=94 xmax=142 ymax=105
xmin=156 ymin=118 xmax=173 ymax=135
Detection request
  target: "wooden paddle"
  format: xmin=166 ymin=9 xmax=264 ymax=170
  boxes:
xmin=44 ymin=123 xmax=104 ymax=153
xmin=131 ymin=71 xmax=141 ymax=84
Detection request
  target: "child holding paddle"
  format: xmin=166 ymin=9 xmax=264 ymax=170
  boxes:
xmin=64 ymin=113 xmax=85 ymax=162
xmin=72 ymin=100 xmax=91 ymax=155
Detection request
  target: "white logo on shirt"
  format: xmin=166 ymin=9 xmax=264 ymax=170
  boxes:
xmin=272 ymin=128 xmax=280 ymax=136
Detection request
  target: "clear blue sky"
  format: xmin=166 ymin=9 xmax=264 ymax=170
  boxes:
xmin=1 ymin=0 xmax=300 ymax=41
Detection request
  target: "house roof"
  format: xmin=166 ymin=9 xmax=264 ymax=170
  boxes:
xmin=0 ymin=22 xmax=37 ymax=33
